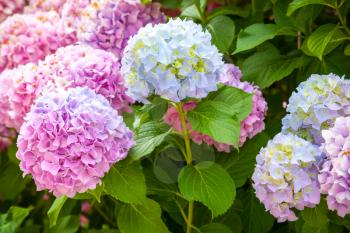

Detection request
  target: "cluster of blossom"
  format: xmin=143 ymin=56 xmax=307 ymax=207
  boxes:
xmin=17 ymin=87 xmax=134 ymax=197
xmin=122 ymin=18 xmax=224 ymax=103
xmin=0 ymin=11 xmax=76 ymax=72
xmin=0 ymin=0 xmax=270 ymax=203
xmin=0 ymin=0 xmax=171 ymax=196
xmin=252 ymin=133 xmax=321 ymax=222
xmin=282 ymin=74 xmax=350 ymax=145
xmin=253 ymin=73 xmax=350 ymax=221
xmin=164 ymin=64 xmax=267 ymax=151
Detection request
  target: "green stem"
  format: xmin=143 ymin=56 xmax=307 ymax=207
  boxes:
xmin=251 ymin=0 xmax=256 ymax=15
xmin=176 ymin=103 xmax=193 ymax=165
xmin=336 ymin=8 xmax=350 ymax=36
xmin=194 ymin=0 xmax=206 ymax=25
xmin=175 ymin=102 xmax=194 ymax=233
xmin=186 ymin=201 xmax=194 ymax=233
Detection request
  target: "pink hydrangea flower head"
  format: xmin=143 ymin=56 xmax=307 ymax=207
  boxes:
xmin=0 ymin=124 xmax=16 ymax=151
xmin=59 ymin=0 xmax=90 ymax=34
xmin=16 ymin=87 xmax=134 ymax=197
xmin=319 ymin=116 xmax=350 ymax=217
xmin=25 ymin=0 xmax=68 ymax=14
xmin=0 ymin=0 xmax=25 ymax=23
xmin=38 ymin=44 xmax=133 ymax=113
xmin=164 ymin=64 xmax=267 ymax=152
xmin=0 ymin=11 xmax=76 ymax=72
xmin=253 ymin=133 xmax=322 ymax=222
xmin=0 ymin=63 xmax=52 ymax=130
xmin=77 ymin=0 xmax=166 ymax=58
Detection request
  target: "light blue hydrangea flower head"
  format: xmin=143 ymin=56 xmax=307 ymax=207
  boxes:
xmin=121 ymin=18 xmax=224 ymax=103
xmin=282 ymin=74 xmax=350 ymax=145
xmin=252 ymin=133 xmax=321 ymax=222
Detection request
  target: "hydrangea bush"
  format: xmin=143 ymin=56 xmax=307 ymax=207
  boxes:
xmin=1 ymin=0 xmax=350 ymax=233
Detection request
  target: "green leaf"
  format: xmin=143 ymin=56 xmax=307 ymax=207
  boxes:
xmin=0 ymin=162 xmax=29 ymax=200
xmin=7 ymin=144 xmax=19 ymax=165
xmin=301 ymin=224 xmax=329 ymax=233
xmin=287 ymin=0 xmax=336 ymax=15
xmin=304 ymin=24 xmax=339 ymax=60
xmin=140 ymin=97 xmax=168 ymax=121
xmin=117 ymin=198 xmax=171 ymax=233
xmin=200 ymin=223 xmax=233 ymax=233
xmin=129 ymin=121 xmax=172 ymax=160
xmin=209 ymin=86 xmax=253 ymax=121
xmin=242 ymin=48 xmax=304 ymax=88
xmin=344 ymin=44 xmax=350 ymax=56
xmin=301 ymin=199 xmax=329 ymax=228
xmin=240 ymin=189 xmax=274 ymax=233
xmin=217 ymin=211 xmax=242 ymax=233
xmin=73 ymin=185 xmax=103 ymax=201
xmin=0 ymin=206 xmax=33 ymax=233
xmin=45 ymin=215 xmax=79 ymax=233
xmin=207 ymin=6 xmax=249 ymax=20
xmin=47 ymin=196 xmax=67 ymax=227
xmin=218 ymin=133 xmax=269 ymax=187
xmin=178 ymin=161 xmax=236 ymax=217
xmin=104 ymin=159 xmax=146 ymax=204
xmin=144 ymin=165 xmax=179 ymax=197
xmin=234 ymin=24 xmax=296 ymax=54
xmin=188 ymin=100 xmax=240 ymax=145
xmin=207 ymin=16 xmax=235 ymax=53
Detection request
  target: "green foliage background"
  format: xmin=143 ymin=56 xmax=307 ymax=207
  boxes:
xmin=1 ymin=0 xmax=350 ymax=232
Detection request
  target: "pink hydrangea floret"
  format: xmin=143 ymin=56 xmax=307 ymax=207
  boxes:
xmin=0 ymin=11 xmax=76 ymax=72
xmin=0 ymin=0 xmax=25 ymax=23
xmin=16 ymin=87 xmax=134 ymax=197
xmin=164 ymin=64 xmax=267 ymax=152
xmin=38 ymin=44 xmax=133 ymax=113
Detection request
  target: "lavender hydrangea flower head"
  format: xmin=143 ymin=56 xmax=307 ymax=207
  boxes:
xmin=16 ymin=87 xmax=134 ymax=197
xmin=77 ymin=0 xmax=165 ymax=58
xmin=122 ymin=18 xmax=224 ymax=103
xmin=282 ymin=74 xmax=350 ymax=145
xmin=319 ymin=117 xmax=350 ymax=217
xmin=0 ymin=11 xmax=76 ymax=72
xmin=164 ymin=64 xmax=267 ymax=151
xmin=0 ymin=0 xmax=25 ymax=23
xmin=252 ymin=133 xmax=321 ymax=222
xmin=0 ymin=63 xmax=51 ymax=131
xmin=0 ymin=124 xmax=15 ymax=151
xmin=38 ymin=44 xmax=132 ymax=113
